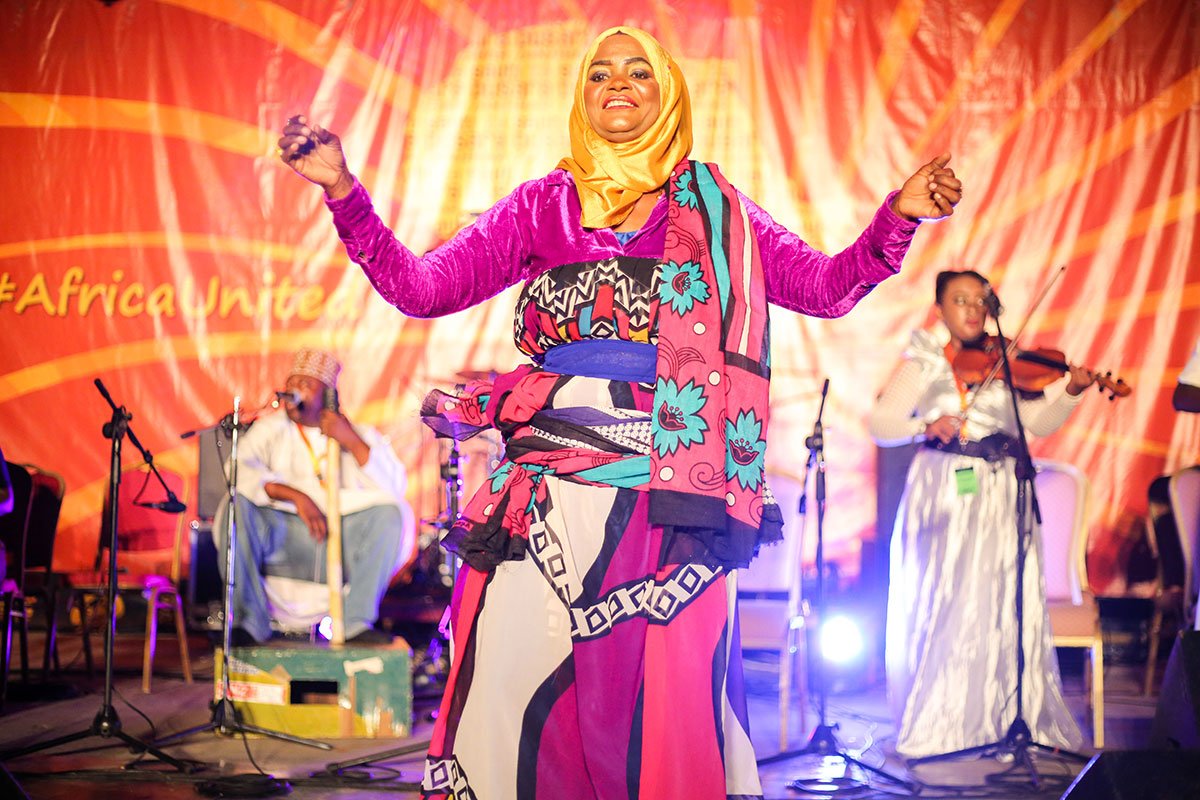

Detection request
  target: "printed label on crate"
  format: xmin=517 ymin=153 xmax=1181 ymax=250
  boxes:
xmin=224 ymin=679 xmax=287 ymax=706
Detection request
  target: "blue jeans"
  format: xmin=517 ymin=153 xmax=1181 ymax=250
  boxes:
xmin=214 ymin=494 xmax=403 ymax=642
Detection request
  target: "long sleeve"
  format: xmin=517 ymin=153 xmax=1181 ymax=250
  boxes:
xmin=1017 ymin=385 xmax=1083 ymax=438
xmin=357 ymin=426 xmax=408 ymax=505
xmin=234 ymin=415 xmax=286 ymax=508
xmin=743 ymin=191 xmax=921 ymax=318
xmin=869 ymin=359 xmax=930 ymax=445
xmin=326 ymin=178 xmax=535 ymax=318
xmin=230 ymin=411 xmax=407 ymax=516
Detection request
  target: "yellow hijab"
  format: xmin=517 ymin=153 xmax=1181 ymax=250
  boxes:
xmin=557 ymin=27 xmax=693 ymax=230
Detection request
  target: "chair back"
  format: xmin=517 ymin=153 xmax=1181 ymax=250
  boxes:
xmin=1168 ymin=466 xmax=1200 ymax=626
xmin=100 ymin=465 xmax=190 ymax=582
xmin=0 ymin=461 xmax=34 ymax=589
xmin=22 ymin=465 xmax=64 ymax=575
xmin=737 ymin=470 xmax=806 ymax=596
xmin=1035 ymin=459 xmax=1090 ymax=606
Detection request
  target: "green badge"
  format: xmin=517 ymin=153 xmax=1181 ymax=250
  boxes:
xmin=955 ymin=466 xmax=979 ymax=495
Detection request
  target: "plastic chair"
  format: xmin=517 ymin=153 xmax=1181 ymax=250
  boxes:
xmin=1037 ymin=459 xmax=1104 ymax=749
xmin=735 ymin=470 xmax=808 ymax=750
xmin=67 ymin=465 xmax=194 ymax=693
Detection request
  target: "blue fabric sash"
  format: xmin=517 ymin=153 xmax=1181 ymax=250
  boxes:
xmin=542 ymin=339 xmax=657 ymax=383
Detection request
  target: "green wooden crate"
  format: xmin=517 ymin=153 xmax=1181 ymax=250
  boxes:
xmin=214 ymin=640 xmax=412 ymax=739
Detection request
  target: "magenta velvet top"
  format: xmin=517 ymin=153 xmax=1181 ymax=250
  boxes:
xmin=325 ymin=167 xmax=919 ymax=320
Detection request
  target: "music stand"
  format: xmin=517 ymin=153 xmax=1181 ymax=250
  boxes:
xmin=0 ymin=380 xmax=195 ymax=772
xmin=758 ymin=379 xmax=911 ymax=793
xmin=908 ymin=290 xmax=1088 ymax=785
xmin=155 ymin=396 xmax=330 ymax=750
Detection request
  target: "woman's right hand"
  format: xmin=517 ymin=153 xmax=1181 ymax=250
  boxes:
xmin=278 ymin=114 xmax=354 ymax=199
xmin=923 ymin=415 xmax=961 ymax=444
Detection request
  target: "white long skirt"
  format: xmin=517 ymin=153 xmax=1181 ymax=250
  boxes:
xmin=885 ymin=449 xmax=1083 ymax=758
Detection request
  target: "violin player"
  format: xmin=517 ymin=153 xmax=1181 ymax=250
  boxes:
xmin=868 ymin=268 xmax=1099 ymax=759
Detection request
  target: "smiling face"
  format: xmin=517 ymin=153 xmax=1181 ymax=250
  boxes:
xmin=937 ymin=274 xmax=989 ymax=347
xmin=583 ymin=34 xmax=662 ymax=143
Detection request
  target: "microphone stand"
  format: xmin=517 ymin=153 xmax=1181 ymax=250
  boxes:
xmin=909 ymin=291 xmax=1087 ymax=785
xmin=0 ymin=380 xmax=194 ymax=772
xmin=758 ymin=379 xmax=910 ymax=793
xmin=155 ymin=396 xmax=330 ymax=750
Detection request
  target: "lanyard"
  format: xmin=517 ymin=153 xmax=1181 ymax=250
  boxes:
xmin=295 ymin=423 xmax=327 ymax=487
xmin=944 ymin=342 xmax=971 ymax=442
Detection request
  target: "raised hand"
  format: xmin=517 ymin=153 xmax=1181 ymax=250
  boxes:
xmin=892 ymin=153 xmax=962 ymax=222
xmin=278 ymin=114 xmax=354 ymax=199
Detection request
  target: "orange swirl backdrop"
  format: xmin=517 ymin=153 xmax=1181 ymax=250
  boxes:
xmin=2 ymin=0 xmax=1197 ymax=591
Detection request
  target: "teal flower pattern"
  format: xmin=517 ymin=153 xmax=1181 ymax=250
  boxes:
xmin=673 ymin=170 xmax=698 ymax=210
xmin=725 ymin=410 xmax=766 ymax=490
xmin=652 ymin=378 xmax=709 ymax=456
xmin=488 ymin=461 xmax=514 ymax=493
xmin=659 ymin=260 xmax=711 ymax=316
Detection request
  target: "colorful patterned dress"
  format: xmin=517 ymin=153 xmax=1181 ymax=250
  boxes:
xmin=328 ymin=162 xmax=919 ymax=799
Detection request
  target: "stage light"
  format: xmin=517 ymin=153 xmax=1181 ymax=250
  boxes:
xmin=318 ymin=615 xmax=332 ymax=640
xmin=819 ymin=614 xmax=864 ymax=665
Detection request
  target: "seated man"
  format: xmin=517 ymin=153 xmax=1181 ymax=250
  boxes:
xmin=216 ymin=348 xmax=409 ymax=645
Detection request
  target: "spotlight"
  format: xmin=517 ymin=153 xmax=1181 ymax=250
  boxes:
xmin=819 ymin=614 xmax=864 ymax=665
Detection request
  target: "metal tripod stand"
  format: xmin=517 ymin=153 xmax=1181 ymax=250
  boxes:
xmin=757 ymin=379 xmax=910 ymax=793
xmin=0 ymin=380 xmax=196 ymax=776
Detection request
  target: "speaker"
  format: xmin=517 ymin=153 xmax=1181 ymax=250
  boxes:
xmin=1062 ymin=750 xmax=1200 ymax=799
xmin=1150 ymin=630 xmax=1200 ymax=748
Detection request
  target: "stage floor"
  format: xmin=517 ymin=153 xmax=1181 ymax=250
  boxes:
xmin=0 ymin=630 xmax=1164 ymax=799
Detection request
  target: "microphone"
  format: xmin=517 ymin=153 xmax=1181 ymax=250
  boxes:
xmin=136 ymin=497 xmax=187 ymax=514
xmin=275 ymin=390 xmax=302 ymax=405
xmin=982 ymin=282 xmax=1003 ymax=318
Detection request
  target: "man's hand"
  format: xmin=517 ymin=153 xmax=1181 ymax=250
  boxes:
xmin=320 ymin=409 xmax=371 ymax=466
xmin=293 ymin=493 xmax=328 ymax=542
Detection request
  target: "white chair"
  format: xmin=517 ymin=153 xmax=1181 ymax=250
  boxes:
xmin=736 ymin=470 xmax=807 ymax=750
xmin=1036 ymin=459 xmax=1104 ymax=749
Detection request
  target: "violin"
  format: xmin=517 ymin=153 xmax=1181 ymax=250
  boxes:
xmin=952 ymin=335 xmax=1131 ymax=399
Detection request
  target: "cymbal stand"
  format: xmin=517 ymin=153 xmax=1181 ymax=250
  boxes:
xmin=0 ymin=380 xmax=195 ymax=772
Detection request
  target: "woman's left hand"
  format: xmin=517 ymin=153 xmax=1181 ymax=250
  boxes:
xmin=1065 ymin=364 xmax=1097 ymax=396
xmin=892 ymin=153 xmax=962 ymax=222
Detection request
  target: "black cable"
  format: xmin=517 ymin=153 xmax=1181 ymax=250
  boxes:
xmin=195 ymin=773 xmax=292 ymax=797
